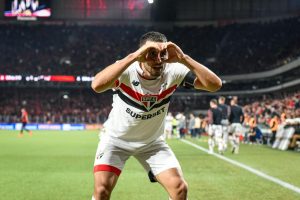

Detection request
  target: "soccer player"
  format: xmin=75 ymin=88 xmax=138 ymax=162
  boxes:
xmin=207 ymin=99 xmax=224 ymax=154
xmin=218 ymin=96 xmax=230 ymax=150
xmin=164 ymin=112 xmax=174 ymax=139
xmin=19 ymin=108 xmax=32 ymax=137
xmin=229 ymin=98 xmax=244 ymax=154
xmin=91 ymin=31 xmax=222 ymax=200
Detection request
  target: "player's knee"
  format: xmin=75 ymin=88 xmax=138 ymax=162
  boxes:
xmin=172 ymin=178 xmax=188 ymax=197
xmin=94 ymin=185 xmax=112 ymax=200
xmin=179 ymin=180 xmax=188 ymax=195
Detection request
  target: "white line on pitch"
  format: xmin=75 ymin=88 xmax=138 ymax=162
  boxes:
xmin=181 ymin=139 xmax=300 ymax=195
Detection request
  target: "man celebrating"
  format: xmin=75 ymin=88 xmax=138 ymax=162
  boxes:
xmin=91 ymin=31 xmax=222 ymax=200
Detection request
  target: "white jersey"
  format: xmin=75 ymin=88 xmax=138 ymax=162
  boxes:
xmin=165 ymin=115 xmax=174 ymax=132
xmin=102 ymin=61 xmax=189 ymax=147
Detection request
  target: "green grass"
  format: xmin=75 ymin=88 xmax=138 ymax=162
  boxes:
xmin=0 ymin=130 xmax=300 ymax=200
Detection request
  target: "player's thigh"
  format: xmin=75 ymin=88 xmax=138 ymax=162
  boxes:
xmin=155 ymin=167 xmax=187 ymax=191
xmin=229 ymin=123 xmax=236 ymax=134
xmin=93 ymin=141 xmax=130 ymax=194
xmin=208 ymin=124 xmax=214 ymax=136
xmin=94 ymin=139 xmax=130 ymax=179
xmin=214 ymin=125 xmax=223 ymax=138
xmin=135 ymin=140 xmax=182 ymax=176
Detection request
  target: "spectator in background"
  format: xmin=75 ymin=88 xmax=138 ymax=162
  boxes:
xmin=247 ymin=115 xmax=257 ymax=143
xmin=188 ymin=113 xmax=196 ymax=138
xmin=164 ymin=112 xmax=174 ymax=139
xmin=194 ymin=113 xmax=202 ymax=138
xmin=177 ymin=113 xmax=187 ymax=139
xmin=269 ymin=114 xmax=280 ymax=145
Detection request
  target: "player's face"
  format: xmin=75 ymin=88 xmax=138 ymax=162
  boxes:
xmin=143 ymin=61 xmax=165 ymax=78
xmin=142 ymin=42 xmax=168 ymax=78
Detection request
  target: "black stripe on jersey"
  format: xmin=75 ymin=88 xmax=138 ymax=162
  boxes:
xmin=151 ymin=96 xmax=171 ymax=110
xmin=116 ymin=90 xmax=148 ymax=112
xmin=116 ymin=90 xmax=171 ymax=112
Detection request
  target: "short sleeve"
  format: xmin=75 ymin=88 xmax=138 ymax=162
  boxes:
xmin=113 ymin=64 xmax=131 ymax=90
xmin=167 ymin=63 xmax=190 ymax=86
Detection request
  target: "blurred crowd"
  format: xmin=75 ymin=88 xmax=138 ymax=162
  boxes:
xmin=243 ymin=92 xmax=300 ymax=127
xmin=1 ymin=87 xmax=298 ymax=126
xmin=0 ymin=17 xmax=300 ymax=76
xmin=163 ymin=91 xmax=300 ymax=151
xmin=0 ymin=88 xmax=299 ymax=151
xmin=0 ymin=88 xmax=112 ymax=124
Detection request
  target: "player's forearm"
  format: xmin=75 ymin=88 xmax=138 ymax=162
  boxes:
xmin=180 ymin=55 xmax=222 ymax=92
xmin=91 ymin=53 xmax=138 ymax=93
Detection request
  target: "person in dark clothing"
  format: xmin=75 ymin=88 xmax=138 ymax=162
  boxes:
xmin=207 ymin=99 xmax=225 ymax=154
xmin=218 ymin=96 xmax=230 ymax=150
xmin=229 ymin=98 xmax=244 ymax=154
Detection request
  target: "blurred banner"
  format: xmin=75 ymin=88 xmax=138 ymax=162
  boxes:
xmin=0 ymin=123 xmax=101 ymax=130
xmin=0 ymin=75 xmax=94 ymax=82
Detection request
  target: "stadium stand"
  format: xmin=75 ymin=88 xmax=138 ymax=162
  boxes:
xmin=0 ymin=17 xmax=300 ymax=76
xmin=0 ymin=17 xmax=300 ymax=140
xmin=0 ymin=88 xmax=112 ymax=124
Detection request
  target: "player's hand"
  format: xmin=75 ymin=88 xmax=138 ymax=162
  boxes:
xmin=164 ymin=42 xmax=186 ymax=63
xmin=136 ymin=42 xmax=165 ymax=63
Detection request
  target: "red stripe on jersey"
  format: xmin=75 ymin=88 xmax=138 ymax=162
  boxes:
xmin=115 ymin=80 xmax=120 ymax=88
xmin=94 ymin=164 xmax=121 ymax=176
xmin=120 ymin=83 xmax=142 ymax=101
xmin=158 ymin=84 xmax=177 ymax=100
xmin=119 ymin=83 xmax=177 ymax=103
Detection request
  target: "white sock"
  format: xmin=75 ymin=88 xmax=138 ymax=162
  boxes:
xmin=208 ymin=138 xmax=215 ymax=153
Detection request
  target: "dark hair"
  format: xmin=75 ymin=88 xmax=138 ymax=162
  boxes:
xmin=210 ymin=99 xmax=218 ymax=105
xmin=139 ymin=31 xmax=167 ymax=47
xmin=218 ymin=96 xmax=225 ymax=101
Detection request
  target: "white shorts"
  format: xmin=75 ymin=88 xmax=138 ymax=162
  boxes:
xmin=208 ymin=124 xmax=223 ymax=138
xmin=165 ymin=123 xmax=173 ymax=132
xmin=93 ymin=136 xmax=182 ymax=177
xmin=230 ymin=123 xmax=243 ymax=136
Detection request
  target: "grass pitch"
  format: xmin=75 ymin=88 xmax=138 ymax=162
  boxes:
xmin=0 ymin=130 xmax=299 ymax=200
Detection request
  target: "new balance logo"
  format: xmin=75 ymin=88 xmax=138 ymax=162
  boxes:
xmin=96 ymin=153 xmax=104 ymax=159
xmin=132 ymin=80 xmax=140 ymax=86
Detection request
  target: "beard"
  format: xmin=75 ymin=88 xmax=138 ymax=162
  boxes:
xmin=151 ymin=66 xmax=164 ymax=77
xmin=142 ymin=62 xmax=165 ymax=78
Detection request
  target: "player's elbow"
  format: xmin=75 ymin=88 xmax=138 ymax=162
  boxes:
xmin=209 ymin=78 xmax=222 ymax=92
xmin=91 ymin=81 xmax=103 ymax=93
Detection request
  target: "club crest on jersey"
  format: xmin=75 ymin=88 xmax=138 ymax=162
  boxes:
xmin=141 ymin=95 xmax=158 ymax=111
